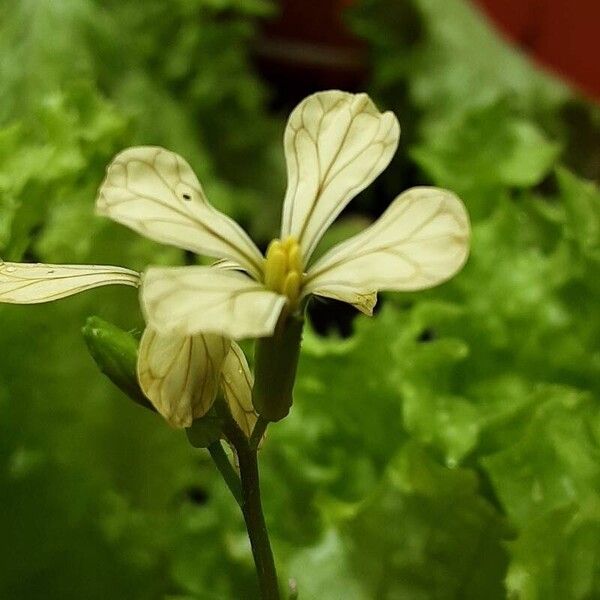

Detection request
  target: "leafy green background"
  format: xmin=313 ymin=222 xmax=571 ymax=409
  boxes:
xmin=1 ymin=0 xmax=599 ymax=598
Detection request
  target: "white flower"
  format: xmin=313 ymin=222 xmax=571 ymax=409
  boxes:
xmin=0 ymin=89 xmax=471 ymax=430
xmin=96 ymin=90 xmax=470 ymax=341
xmin=0 ymin=261 xmax=255 ymax=431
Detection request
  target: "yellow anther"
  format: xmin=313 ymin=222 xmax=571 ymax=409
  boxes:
xmin=264 ymin=236 xmax=303 ymax=303
xmin=282 ymin=271 xmax=300 ymax=304
xmin=266 ymin=239 xmax=283 ymax=260
xmin=287 ymin=244 xmax=303 ymax=275
xmin=264 ymin=248 xmax=287 ymax=292
xmin=282 ymin=236 xmax=296 ymax=250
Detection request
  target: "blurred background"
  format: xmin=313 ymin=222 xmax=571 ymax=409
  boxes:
xmin=0 ymin=0 xmax=599 ymax=598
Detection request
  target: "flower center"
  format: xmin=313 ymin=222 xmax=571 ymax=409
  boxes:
xmin=264 ymin=236 xmax=303 ymax=305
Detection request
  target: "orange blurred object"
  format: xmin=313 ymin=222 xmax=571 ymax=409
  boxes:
xmin=474 ymin=0 xmax=600 ymax=102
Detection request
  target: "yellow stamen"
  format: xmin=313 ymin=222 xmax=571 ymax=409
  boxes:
xmin=263 ymin=236 xmax=303 ymax=305
xmin=264 ymin=248 xmax=287 ymax=291
xmin=266 ymin=240 xmax=283 ymax=260
xmin=281 ymin=236 xmax=296 ymax=250
xmin=282 ymin=271 xmax=300 ymax=302
xmin=287 ymin=245 xmax=303 ymax=275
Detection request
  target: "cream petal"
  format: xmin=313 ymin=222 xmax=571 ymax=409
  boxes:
xmin=141 ymin=266 xmax=286 ymax=340
xmin=281 ymin=91 xmax=400 ymax=262
xmin=0 ymin=262 xmax=139 ymax=304
xmin=97 ymin=146 xmax=264 ymax=279
xmin=310 ymin=286 xmax=378 ymax=316
xmin=220 ymin=342 xmax=261 ymax=441
xmin=304 ymin=187 xmax=470 ymax=304
xmin=137 ymin=328 xmax=230 ymax=429
xmin=210 ymin=258 xmax=247 ymax=272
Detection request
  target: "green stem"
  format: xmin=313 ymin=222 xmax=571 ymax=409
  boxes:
xmin=237 ymin=442 xmax=280 ymax=600
xmin=207 ymin=441 xmax=243 ymax=507
xmin=249 ymin=415 xmax=269 ymax=451
xmin=218 ymin=405 xmax=280 ymax=600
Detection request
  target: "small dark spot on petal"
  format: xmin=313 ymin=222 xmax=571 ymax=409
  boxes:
xmin=182 ymin=193 xmax=191 ymax=201
xmin=185 ymin=486 xmax=208 ymax=504
xmin=418 ymin=328 xmax=436 ymax=343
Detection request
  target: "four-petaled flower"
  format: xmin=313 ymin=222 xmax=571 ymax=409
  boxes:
xmin=99 ymin=90 xmax=470 ymax=341
xmin=0 ymin=90 xmax=470 ymax=429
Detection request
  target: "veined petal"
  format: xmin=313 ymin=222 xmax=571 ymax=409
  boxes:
xmin=137 ymin=328 xmax=230 ymax=429
xmin=311 ymin=286 xmax=378 ymax=316
xmin=97 ymin=146 xmax=264 ymax=279
xmin=221 ymin=342 xmax=261 ymax=441
xmin=210 ymin=258 xmax=247 ymax=272
xmin=0 ymin=262 xmax=139 ymax=304
xmin=281 ymin=91 xmax=400 ymax=263
xmin=141 ymin=266 xmax=286 ymax=340
xmin=304 ymin=187 xmax=470 ymax=304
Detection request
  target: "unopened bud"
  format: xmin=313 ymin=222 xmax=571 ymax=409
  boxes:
xmin=82 ymin=316 xmax=153 ymax=412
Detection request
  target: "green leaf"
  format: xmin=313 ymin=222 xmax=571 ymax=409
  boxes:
xmin=350 ymin=0 xmax=568 ymax=123
xmin=555 ymin=167 xmax=600 ymax=263
xmin=411 ymin=101 xmax=561 ymax=217
xmin=481 ymin=386 xmax=600 ymax=600
xmin=482 ymin=385 xmax=600 ymax=526
xmin=505 ymin=502 xmax=600 ymax=600
xmin=289 ymin=443 xmax=509 ymax=599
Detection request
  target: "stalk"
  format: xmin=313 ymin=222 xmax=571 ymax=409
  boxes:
xmin=218 ymin=403 xmax=280 ymax=599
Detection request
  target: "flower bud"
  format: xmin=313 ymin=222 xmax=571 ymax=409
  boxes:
xmin=82 ymin=316 xmax=153 ymax=412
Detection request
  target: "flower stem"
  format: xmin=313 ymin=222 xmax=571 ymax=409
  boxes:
xmin=207 ymin=441 xmax=243 ymax=507
xmin=249 ymin=415 xmax=269 ymax=451
xmin=217 ymin=404 xmax=280 ymax=600
xmin=237 ymin=442 xmax=280 ymax=600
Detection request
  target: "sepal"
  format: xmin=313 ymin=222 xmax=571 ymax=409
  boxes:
xmin=252 ymin=313 xmax=304 ymax=421
xmin=185 ymin=407 xmax=224 ymax=448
